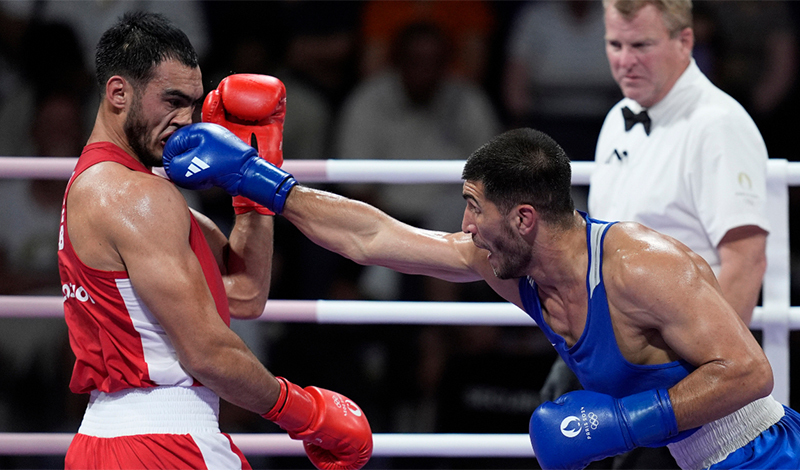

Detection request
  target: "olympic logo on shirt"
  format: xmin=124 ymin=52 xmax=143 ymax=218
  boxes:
xmin=62 ymin=283 xmax=96 ymax=304
xmin=738 ymin=172 xmax=752 ymax=190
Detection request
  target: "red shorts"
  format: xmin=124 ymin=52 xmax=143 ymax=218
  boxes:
xmin=66 ymin=432 xmax=251 ymax=470
xmin=68 ymin=387 xmax=251 ymax=469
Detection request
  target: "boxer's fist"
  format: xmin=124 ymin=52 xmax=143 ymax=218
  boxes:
xmin=163 ymin=123 xmax=297 ymax=214
xmin=203 ymin=74 xmax=286 ymax=214
xmin=264 ymin=377 xmax=372 ymax=470
xmin=163 ymin=123 xmax=257 ymax=192
xmin=203 ymin=74 xmax=285 ymax=164
xmin=529 ymin=389 xmax=678 ymax=470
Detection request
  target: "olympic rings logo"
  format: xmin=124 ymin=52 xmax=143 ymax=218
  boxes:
xmin=587 ymin=412 xmax=599 ymax=430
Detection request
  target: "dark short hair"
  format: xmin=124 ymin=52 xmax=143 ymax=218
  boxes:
xmin=95 ymin=11 xmax=198 ymax=92
xmin=462 ymin=128 xmax=575 ymax=227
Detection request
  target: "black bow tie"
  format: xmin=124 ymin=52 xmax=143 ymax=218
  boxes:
xmin=622 ymin=106 xmax=651 ymax=135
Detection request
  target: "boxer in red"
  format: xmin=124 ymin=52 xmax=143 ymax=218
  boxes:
xmin=59 ymin=11 xmax=371 ymax=470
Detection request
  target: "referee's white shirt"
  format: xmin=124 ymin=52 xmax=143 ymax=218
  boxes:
xmin=589 ymin=59 xmax=769 ymax=275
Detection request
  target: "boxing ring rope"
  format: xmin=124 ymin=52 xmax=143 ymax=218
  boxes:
xmin=0 ymin=157 xmax=795 ymax=458
xmin=0 ymin=432 xmax=535 ymax=457
xmin=3 ymin=296 xmax=800 ymax=328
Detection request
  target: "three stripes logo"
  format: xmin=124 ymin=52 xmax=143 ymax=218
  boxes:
xmin=184 ymin=157 xmax=210 ymax=178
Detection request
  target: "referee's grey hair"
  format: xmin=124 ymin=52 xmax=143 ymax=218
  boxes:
xmin=603 ymin=0 xmax=692 ymax=38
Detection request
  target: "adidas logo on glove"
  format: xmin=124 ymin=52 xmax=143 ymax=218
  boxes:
xmin=184 ymin=157 xmax=210 ymax=177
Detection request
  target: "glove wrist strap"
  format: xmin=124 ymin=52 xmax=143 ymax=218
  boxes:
xmin=618 ymin=388 xmax=678 ymax=447
xmin=262 ymin=377 xmax=315 ymax=433
xmin=240 ymin=158 xmax=297 ymax=215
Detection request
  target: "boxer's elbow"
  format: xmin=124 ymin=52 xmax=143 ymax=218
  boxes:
xmin=747 ymin=354 xmax=774 ymax=400
xmin=226 ymin=279 xmax=270 ymax=320
xmin=228 ymin=297 xmax=268 ymax=320
xmin=723 ymin=351 xmax=774 ymax=404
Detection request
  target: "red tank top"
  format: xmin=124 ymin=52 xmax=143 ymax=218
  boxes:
xmin=58 ymin=142 xmax=231 ymax=394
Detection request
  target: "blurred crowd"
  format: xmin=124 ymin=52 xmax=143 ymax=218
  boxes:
xmin=0 ymin=1 xmax=798 ymax=468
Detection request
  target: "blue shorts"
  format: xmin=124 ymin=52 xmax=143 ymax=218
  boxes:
xmin=711 ymin=405 xmax=800 ymax=469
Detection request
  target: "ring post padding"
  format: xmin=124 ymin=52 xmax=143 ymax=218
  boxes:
xmin=762 ymin=159 xmax=791 ymax=405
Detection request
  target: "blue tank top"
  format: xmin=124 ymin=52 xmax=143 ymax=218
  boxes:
xmin=520 ymin=212 xmax=694 ymax=398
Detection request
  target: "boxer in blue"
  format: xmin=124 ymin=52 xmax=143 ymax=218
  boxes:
xmin=163 ymin=123 xmax=800 ymax=469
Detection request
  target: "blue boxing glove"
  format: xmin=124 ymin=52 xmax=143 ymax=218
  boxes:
xmin=529 ymin=389 xmax=678 ymax=470
xmin=163 ymin=123 xmax=297 ymax=214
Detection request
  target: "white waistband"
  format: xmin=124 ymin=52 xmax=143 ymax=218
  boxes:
xmin=667 ymin=395 xmax=785 ymax=470
xmin=78 ymin=386 xmax=221 ymax=437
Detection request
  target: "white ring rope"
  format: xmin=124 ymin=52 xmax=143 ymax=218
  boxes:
xmin=0 ymin=157 xmax=797 ymax=457
xmin=0 ymin=157 xmax=589 ymax=184
xmin=2 ymin=157 xmax=799 ymax=186
xmin=2 ymin=295 xmax=799 ymax=329
xmin=0 ymin=433 xmax=534 ymax=457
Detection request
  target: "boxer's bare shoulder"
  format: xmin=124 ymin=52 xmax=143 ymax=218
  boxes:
xmin=67 ymin=161 xmax=190 ymax=271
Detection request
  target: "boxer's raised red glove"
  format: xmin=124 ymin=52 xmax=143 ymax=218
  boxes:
xmin=202 ymin=74 xmax=286 ymax=215
xmin=263 ymin=377 xmax=373 ymax=470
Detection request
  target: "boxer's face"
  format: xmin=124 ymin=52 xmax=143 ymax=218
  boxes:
xmin=462 ymin=180 xmax=532 ymax=280
xmin=604 ymin=3 xmax=692 ymax=108
xmin=124 ymin=59 xmax=203 ymax=167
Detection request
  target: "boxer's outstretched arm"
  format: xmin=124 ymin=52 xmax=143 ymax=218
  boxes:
xmin=283 ymin=186 xmax=478 ymax=281
xmin=163 ymin=124 xmax=523 ymax=307
xmin=282 ymin=186 xmax=526 ymax=308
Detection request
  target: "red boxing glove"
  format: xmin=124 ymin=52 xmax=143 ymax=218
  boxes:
xmin=263 ymin=377 xmax=373 ymax=470
xmin=202 ymin=74 xmax=286 ymax=215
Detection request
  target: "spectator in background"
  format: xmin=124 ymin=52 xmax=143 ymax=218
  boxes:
xmin=700 ymin=1 xmax=799 ymax=173
xmin=0 ymin=92 xmax=87 ymax=469
xmin=280 ymin=1 xmax=361 ymax=110
xmin=0 ymin=0 xmax=209 ymax=71
xmin=0 ymin=20 xmax=91 ymax=459
xmin=697 ymin=2 xmax=800 ymax=305
xmin=270 ymin=2 xmax=365 ymax=304
xmin=0 ymin=93 xmax=84 ymax=295
xmin=336 ymin=21 xmax=501 ymax=301
xmin=0 ymin=19 xmax=92 ymax=159
xmin=705 ymin=2 xmax=797 ymax=122
xmin=199 ymin=2 xmax=350 ymax=236
xmin=503 ymin=0 xmax=621 ymax=162
xmin=0 ymin=20 xmax=90 ymax=400
xmin=3 ymin=95 xmax=88 ymax=465
xmin=331 ymin=21 xmax=503 ymax=440
xmin=337 ymin=22 xmax=501 ymax=241
xmin=359 ymin=0 xmax=495 ymax=85
xmin=0 ymin=3 xmax=28 ymax=127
